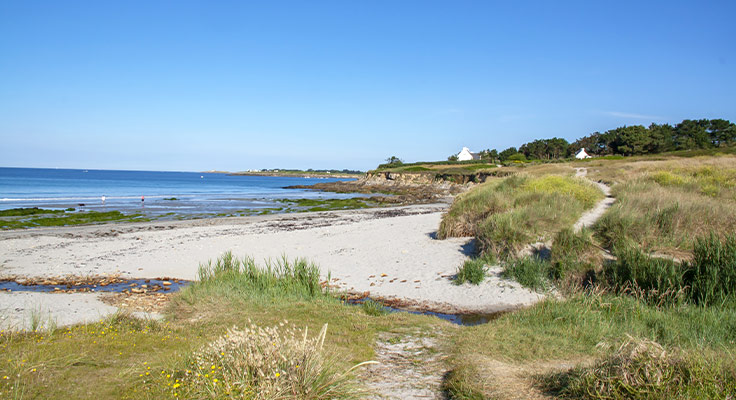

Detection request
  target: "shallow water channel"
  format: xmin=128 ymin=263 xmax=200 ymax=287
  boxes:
xmin=346 ymin=298 xmax=502 ymax=326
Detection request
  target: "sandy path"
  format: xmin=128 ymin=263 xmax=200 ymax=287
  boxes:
xmin=573 ymin=168 xmax=615 ymax=232
xmin=1 ymin=204 xmax=542 ymax=317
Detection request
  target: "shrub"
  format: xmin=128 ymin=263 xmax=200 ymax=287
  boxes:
xmin=176 ymin=322 xmax=370 ymax=399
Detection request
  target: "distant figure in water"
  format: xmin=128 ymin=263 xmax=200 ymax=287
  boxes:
xmin=101 ymin=195 xmax=106 ymax=205
xmin=141 ymin=195 xmax=145 ymax=207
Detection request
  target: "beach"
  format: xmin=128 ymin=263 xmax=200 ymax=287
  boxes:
xmin=0 ymin=203 xmax=543 ymax=329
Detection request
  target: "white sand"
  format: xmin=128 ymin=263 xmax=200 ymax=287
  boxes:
xmin=0 ymin=292 xmax=118 ymax=331
xmin=1 ymin=204 xmax=543 ymax=317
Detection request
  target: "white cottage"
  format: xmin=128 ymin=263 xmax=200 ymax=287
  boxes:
xmin=575 ymin=148 xmax=591 ymax=159
xmin=457 ymin=147 xmax=480 ymax=161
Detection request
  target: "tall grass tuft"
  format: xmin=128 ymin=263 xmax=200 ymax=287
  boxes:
xmin=501 ymin=256 xmax=550 ymax=291
xmin=360 ymin=300 xmax=389 ymax=316
xmin=542 ymin=337 xmax=736 ymax=399
xmin=455 ymin=254 xmax=496 ymax=285
xmin=548 ymin=228 xmax=599 ymax=283
xmin=176 ymin=321 xmax=371 ymax=399
xmin=184 ymin=252 xmax=325 ymax=303
xmin=604 ymin=247 xmax=689 ymax=306
xmin=690 ymin=234 xmax=736 ymax=306
xmin=602 ymin=234 xmax=736 ymax=306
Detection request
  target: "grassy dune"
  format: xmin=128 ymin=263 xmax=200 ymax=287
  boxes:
xmin=438 ymin=154 xmax=736 ymax=399
xmin=439 ymin=174 xmax=603 ymax=257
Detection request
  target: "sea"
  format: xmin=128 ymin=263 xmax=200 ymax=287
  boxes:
xmin=0 ymin=167 xmax=360 ymax=217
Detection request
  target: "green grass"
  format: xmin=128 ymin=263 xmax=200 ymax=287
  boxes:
xmin=501 ymin=256 xmax=550 ymax=291
xmin=447 ymin=292 xmax=736 ymax=397
xmin=0 ymin=253 xmax=449 ymax=399
xmin=190 ymin=251 xmax=324 ymax=302
xmin=602 ymin=234 xmax=736 ymax=307
xmin=594 ymin=160 xmax=736 ymax=256
xmin=542 ymin=337 xmax=736 ymax=399
xmin=439 ymin=174 xmax=603 ymax=257
xmin=454 ymin=254 xmax=496 ymax=285
xmin=361 ymin=300 xmax=389 ymax=316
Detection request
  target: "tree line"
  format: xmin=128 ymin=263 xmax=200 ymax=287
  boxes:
xmin=471 ymin=118 xmax=735 ymax=162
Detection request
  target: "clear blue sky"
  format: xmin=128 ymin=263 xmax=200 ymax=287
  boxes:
xmin=1 ymin=1 xmax=734 ymax=172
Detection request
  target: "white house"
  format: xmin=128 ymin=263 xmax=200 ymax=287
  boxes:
xmin=457 ymin=147 xmax=480 ymax=161
xmin=575 ymin=148 xmax=591 ymax=159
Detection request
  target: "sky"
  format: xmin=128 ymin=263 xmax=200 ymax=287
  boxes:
xmin=1 ymin=1 xmax=735 ymax=172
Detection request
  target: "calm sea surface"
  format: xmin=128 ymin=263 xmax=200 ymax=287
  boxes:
xmin=0 ymin=167 xmax=358 ymax=216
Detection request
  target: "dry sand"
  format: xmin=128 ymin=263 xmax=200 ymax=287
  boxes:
xmin=0 ymin=204 xmax=543 ymax=328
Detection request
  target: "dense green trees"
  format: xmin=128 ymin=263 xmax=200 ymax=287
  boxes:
xmin=565 ymin=118 xmax=735 ymax=158
xmin=519 ymin=137 xmax=570 ymax=159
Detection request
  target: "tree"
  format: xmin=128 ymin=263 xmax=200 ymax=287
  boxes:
xmin=447 ymin=154 xmax=459 ymax=161
xmin=385 ymin=156 xmax=403 ymax=165
xmin=489 ymin=149 xmax=499 ymax=162
xmin=610 ymin=125 xmax=651 ymax=156
xmin=498 ymin=147 xmax=519 ymax=162
xmin=519 ymin=138 xmax=569 ymax=159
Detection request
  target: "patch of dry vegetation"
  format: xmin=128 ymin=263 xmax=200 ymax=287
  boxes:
xmin=594 ymin=156 xmax=736 ymax=257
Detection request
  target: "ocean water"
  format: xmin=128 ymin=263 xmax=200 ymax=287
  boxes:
xmin=0 ymin=167 xmax=359 ymax=216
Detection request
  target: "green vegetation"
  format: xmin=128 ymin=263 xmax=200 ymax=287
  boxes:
xmin=454 ymin=254 xmax=496 ymax=285
xmin=595 ymin=158 xmax=736 ymax=256
xmin=439 ymin=174 xmax=603 ymax=257
xmin=0 ymin=209 xmax=146 ymax=230
xmin=0 ymin=253 xmax=448 ymax=399
xmin=278 ymin=198 xmax=377 ymax=212
xmin=0 ymin=207 xmax=65 ymax=217
xmin=361 ymin=300 xmax=389 ymax=316
xmin=543 ymin=337 xmax=736 ymax=399
xmin=438 ymin=155 xmax=736 ymax=398
xmin=604 ymin=234 xmax=736 ymax=307
xmin=163 ymin=197 xmax=178 ymax=201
